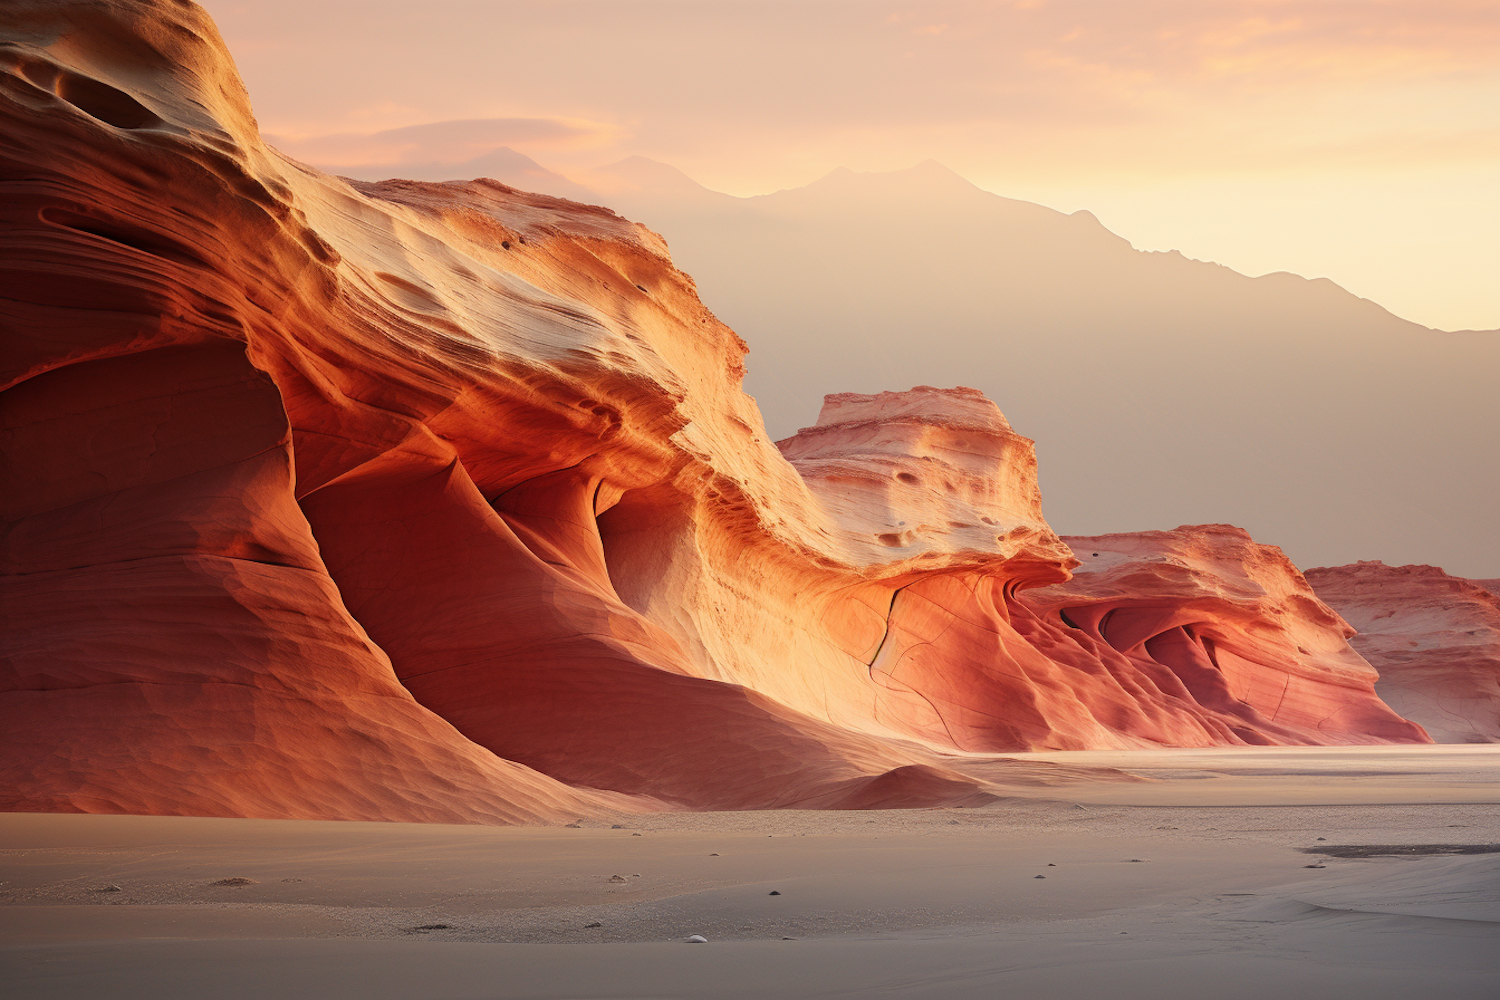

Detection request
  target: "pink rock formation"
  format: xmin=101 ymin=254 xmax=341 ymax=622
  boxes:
xmin=0 ymin=0 xmax=990 ymax=818
xmin=1306 ymin=563 xmax=1500 ymax=743
xmin=1017 ymin=527 xmax=1428 ymax=746
xmin=0 ymin=0 xmax=1433 ymax=825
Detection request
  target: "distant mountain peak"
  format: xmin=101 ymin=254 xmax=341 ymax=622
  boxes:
xmin=585 ymin=156 xmax=727 ymax=202
xmin=802 ymin=159 xmax=973 ymax=190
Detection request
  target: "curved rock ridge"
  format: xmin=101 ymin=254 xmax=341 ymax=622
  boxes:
xmin=0 ymin=0 xmax=1432 ymax=824
xmin=1305 ymin=562 xmax=1500 ymax=743
xmin=1017 ymin=526 xmax=1430 ymax=746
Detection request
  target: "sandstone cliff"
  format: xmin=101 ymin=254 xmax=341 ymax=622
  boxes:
xmin=0 ymin=0 xmax=1435 ymax=824
xmin=1019 ymin=527 xmax=1428 ymax=746
xmin=1306 ymin=562 xmax=1500 ymax=743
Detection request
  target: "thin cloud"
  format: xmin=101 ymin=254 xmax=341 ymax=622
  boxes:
xmin=268 ymin=117 xmax=624 ymax=169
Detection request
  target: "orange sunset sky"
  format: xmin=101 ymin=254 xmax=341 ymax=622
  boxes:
xmin=199 ymin=0 xmax=1499 ymax=331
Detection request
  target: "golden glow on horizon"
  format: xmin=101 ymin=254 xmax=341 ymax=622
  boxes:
xmin=203 ymin=0 xmax=1499 ymax=329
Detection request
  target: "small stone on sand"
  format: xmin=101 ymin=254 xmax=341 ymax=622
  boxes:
xmin=212 ymin=877 xmax=256 ymax=886
xmin=685 ymin=934 xmax=708 ymax=944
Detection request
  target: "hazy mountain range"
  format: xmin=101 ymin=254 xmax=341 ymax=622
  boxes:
xmin=286 ymin=142 xmax=1500 ymax=577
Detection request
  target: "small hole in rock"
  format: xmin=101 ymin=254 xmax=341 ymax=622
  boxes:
xmin=56 ymin=71 xmax=158 ymax=129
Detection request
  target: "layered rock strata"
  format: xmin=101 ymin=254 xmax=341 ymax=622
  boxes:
xmin=0 ymin=0 xmax=1434 ymax=824
xmin=0 ymin=0 xmax=992 ymax=818
xmin=1018 ymin=527 xmax=1429 ymax=746
xmin=1306 ymin=563 xmax=1500 ymax=743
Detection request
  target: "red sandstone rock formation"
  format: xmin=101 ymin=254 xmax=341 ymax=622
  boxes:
xmin=0 ymin=0 xmax=990 ymax=818
xmin=0 ymin=0 xmax=1433 ymax=824
xmin=1306 ymin=563 xmax=1500 ymax=743
xmin=1017 ymin=527 xmax=1429 ymax=746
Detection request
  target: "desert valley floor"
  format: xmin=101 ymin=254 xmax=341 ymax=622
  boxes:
xmin=4 ymin=746 xmax=1498 ymax=1000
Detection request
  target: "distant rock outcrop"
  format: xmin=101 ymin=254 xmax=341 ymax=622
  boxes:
xmin=1306 ymin=563 xmax=1500 ymax=743
xmin=776 ymin=401 xmax=1424 ymax=750
xmin=0 ymin=0 xmax=1437 ymax=825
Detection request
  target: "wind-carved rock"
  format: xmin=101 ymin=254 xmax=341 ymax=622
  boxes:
xmin=777 ymin=388 xmax=1091 ymax=750
xmin=0 ymin=0 xmax=1437 ymax=825
xmin=777 ymin=386 xmax=1072 ymax=577
xmin=1306 ymin=562 xmax=1500 ymax=743
xmin=1019 ymin=527 xmax=1430 ymax=747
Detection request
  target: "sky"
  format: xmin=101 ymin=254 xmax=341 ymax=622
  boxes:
xmin=198 ymin=0 xmax=1499 ymax=331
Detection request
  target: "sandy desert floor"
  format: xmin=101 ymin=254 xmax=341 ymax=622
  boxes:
xmin=2 ymin=746 xmax=1497 ymax=1000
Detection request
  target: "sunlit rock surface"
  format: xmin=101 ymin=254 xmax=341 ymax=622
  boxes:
xmin=1306 ymin=562 xmax=1500 ymax=743
xmin=0 ymin=0 xmax=1434 ymax=824
xmin=1018 ymin=527 xmax=1429 ymax=747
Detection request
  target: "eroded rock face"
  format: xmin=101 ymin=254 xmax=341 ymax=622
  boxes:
xmin=0 ymin=1 xmax=639 ymax=824
xmin=1017 ymin=527 xmax=1430 ymax=746
xmin=0 ymin=0 xmax=994 ymax=817
xmin=0 ymin=0 xmax=1432 ymax=824
xmin=1305 ymin=563 xmax=1500 ymax=743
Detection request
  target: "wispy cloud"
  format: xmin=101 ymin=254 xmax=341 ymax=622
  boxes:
xmin=268 ymin=117 xmax=623 ymax=168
